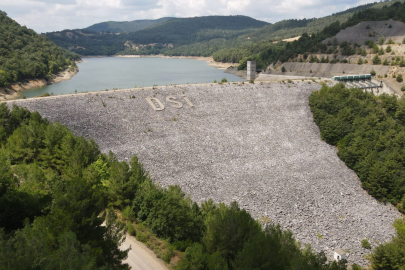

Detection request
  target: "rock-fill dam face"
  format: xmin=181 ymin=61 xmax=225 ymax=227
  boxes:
xmin=8 ymin=82 xmax=401 ymax=265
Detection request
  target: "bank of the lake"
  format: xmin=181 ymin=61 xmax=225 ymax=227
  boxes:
xmin=114 ymin=55 xmax=237 ymax=69
xmin=0 ymin=66 xmax=79 ymax=101
xmin=16 ymin=57 xmax=244 ymax=99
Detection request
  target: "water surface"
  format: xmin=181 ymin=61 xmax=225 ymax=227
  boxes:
xmin=22 ymin=57 xmax=244 ymax=98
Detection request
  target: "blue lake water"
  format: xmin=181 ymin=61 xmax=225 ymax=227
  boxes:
xmin=21 ymin=57 xmax=244 ymax=98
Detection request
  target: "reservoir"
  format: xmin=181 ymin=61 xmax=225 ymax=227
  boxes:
xmin=21 ymin=57 xmax=244 ymax=98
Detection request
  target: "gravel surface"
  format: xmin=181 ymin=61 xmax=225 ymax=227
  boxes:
xmin=7 ymin=82 xmax=402 ymax=265
xmin=121 ymin=234 xmax=169 ymax=270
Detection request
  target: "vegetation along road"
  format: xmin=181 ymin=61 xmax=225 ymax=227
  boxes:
xmin=121 ymin=234 xmax=168 ymax=270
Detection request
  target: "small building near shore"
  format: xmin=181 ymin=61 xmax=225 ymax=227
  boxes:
xmin=333 ymin=249 xmax=346 ymax=261
xmin=247 ymin=61 xmax=256 ymax=81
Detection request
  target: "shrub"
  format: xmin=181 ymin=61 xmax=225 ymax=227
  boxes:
xmin=358 ymin=58 xmax=363 ymax=65
xmin=122 ymin=206 xmax=135 ymax=221
xmin=383 ymin=59 xmax=390 ymax=66
xmin=361 ymin=239 xmax=371 ymax=249
xmin=379 ymin=37 xmax=386 ymax=45
xmin=365 ymin=40 xmax=375 ymax=48
xmin=370 ymin=69 xmax=376 ymax=76
xmin=221 ymin=77 xmax=228 ymax=83
xmin=357 ymin=47 xmax=367 ymax=56
xmin=127 ymin=223 xmax=136 ymax=236
xmin=386 ymin=45 xmax=392 ymax=53
xmin=372 ymin=55 xmax=381 ymax=65
xmin=372 ymin=44 xmax=379 ymax=54
xmin=213 ymin=79 xmax=217 ymax=83
xmin=22 ymin=95 xmax=26 ymax=99
xmin=162 ymin=246 xmax=175 ymax=263
xmin=136 ymin=231 xmax=149 ymax=243
xmin=401 ymin=86 xmax=405 ymax=91
xmin=403 ymin=37 xmax=405 ymax=44
xmin=366 ymin=24 xmax=371 ymax=29
xmin=281 ymin=66 xmax=286 ymax=72
xmin=39 ymin=92 xmax=51 ymax=97
xmin=387 ymin=38 xmax=394 ymax=44
xmin=397 ymin=74 xmax=403 ymax=82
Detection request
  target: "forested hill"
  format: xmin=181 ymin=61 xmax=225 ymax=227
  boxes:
xmin=213 ymin=0 xmax=405 ymax=69
xmin=243 ymin=1 xmax=378 ymax=42
xmin=45 ymin=15 xmax=269 ymax=56
xmin=125 ymin=15 xmax=269 ymax=45
xmin=85 ymin=17 xmax=174 ymax=33
xmin=0 ymin=11 xmax=80 ymax=87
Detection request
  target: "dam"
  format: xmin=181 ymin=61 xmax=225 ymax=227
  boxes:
xmin=7 ymin=81 xmax=401 ymax=265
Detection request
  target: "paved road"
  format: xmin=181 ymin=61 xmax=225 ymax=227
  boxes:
xmin=121 ymin=234 xmax=169 ymax=270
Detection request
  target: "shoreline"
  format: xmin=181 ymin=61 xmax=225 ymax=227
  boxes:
xmin=116 ymin=54 xmax=237 ymax=69
xmin=1 ymin=78 xmax=331 ymax=104
xmin=85 ymin=54 xmax=238 ymax=69
xmin=0 ymin=56 xmax=237 ymax=102
xmin=0 ymin=65 xmax=79 ymax=101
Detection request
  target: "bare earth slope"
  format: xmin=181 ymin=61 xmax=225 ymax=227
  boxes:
xmin=7 ymin=82 xmax=401 ymax=265
xmin=324 ymin=20 xmax=405 ymax=44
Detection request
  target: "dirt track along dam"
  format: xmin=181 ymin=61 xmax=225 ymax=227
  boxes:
xmin=8 ymin=82 xmax=401 ymax=265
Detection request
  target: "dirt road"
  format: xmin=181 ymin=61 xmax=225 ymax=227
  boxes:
xmin=121 ymin=234 xmax=169 ymax=270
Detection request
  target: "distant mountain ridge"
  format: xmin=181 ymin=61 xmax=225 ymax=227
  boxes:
xmin=45 ymin=15 xmax=269 ymax=55
xmin=44 ymin=1 xmax=405 ymax=58
xmin=84 ymin=17 xmax=174 ymax=33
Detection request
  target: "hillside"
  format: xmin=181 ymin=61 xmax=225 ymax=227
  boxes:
xmin=324 ymin=20 xmax=405 ymax=44
xmin=0 ymin=10 xmax=80 ymax=88
xmin=45 ymin=15 xmax=268 ymax=56
xmin=214 ymin=1 xmax=405 ymax=72
xmin=241 ymin=0 xmax=405 ymax=43
xmin=85 ymin=17 xmax=174 ymax=33
xmin=244 ymin=2 xmax=377 ymax=42
xmin=43 ymin=1 xmax=405 ymax=60
xmin=45 ymin=1 xmax=400 ymax=58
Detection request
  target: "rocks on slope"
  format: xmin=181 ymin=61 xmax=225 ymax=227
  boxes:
xmin=8 ymin=82 xmax=401 ymax=265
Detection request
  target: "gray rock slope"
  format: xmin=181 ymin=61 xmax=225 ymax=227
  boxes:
xmin=9 ymin=82 xmax=401 ymax=265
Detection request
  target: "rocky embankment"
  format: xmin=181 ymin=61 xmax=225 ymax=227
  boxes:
xmin=6 ymin=82 xmax=402 ymax=265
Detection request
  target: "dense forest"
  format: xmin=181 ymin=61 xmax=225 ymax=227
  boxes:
xmin=0 ymin=103 xmax=354 ymax=269
xmin=0 ymin=11 xmax=80 ymax=87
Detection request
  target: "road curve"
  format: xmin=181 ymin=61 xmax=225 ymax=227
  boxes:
xmin=121 ymin=234 xmax=169 ymax=270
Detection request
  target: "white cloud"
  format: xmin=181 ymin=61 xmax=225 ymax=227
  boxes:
xmin=0 ymin=0 xmax=379 ymax=33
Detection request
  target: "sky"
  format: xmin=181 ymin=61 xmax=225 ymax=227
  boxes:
xmin=1 ymin=0 xmax=381 ymax=33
